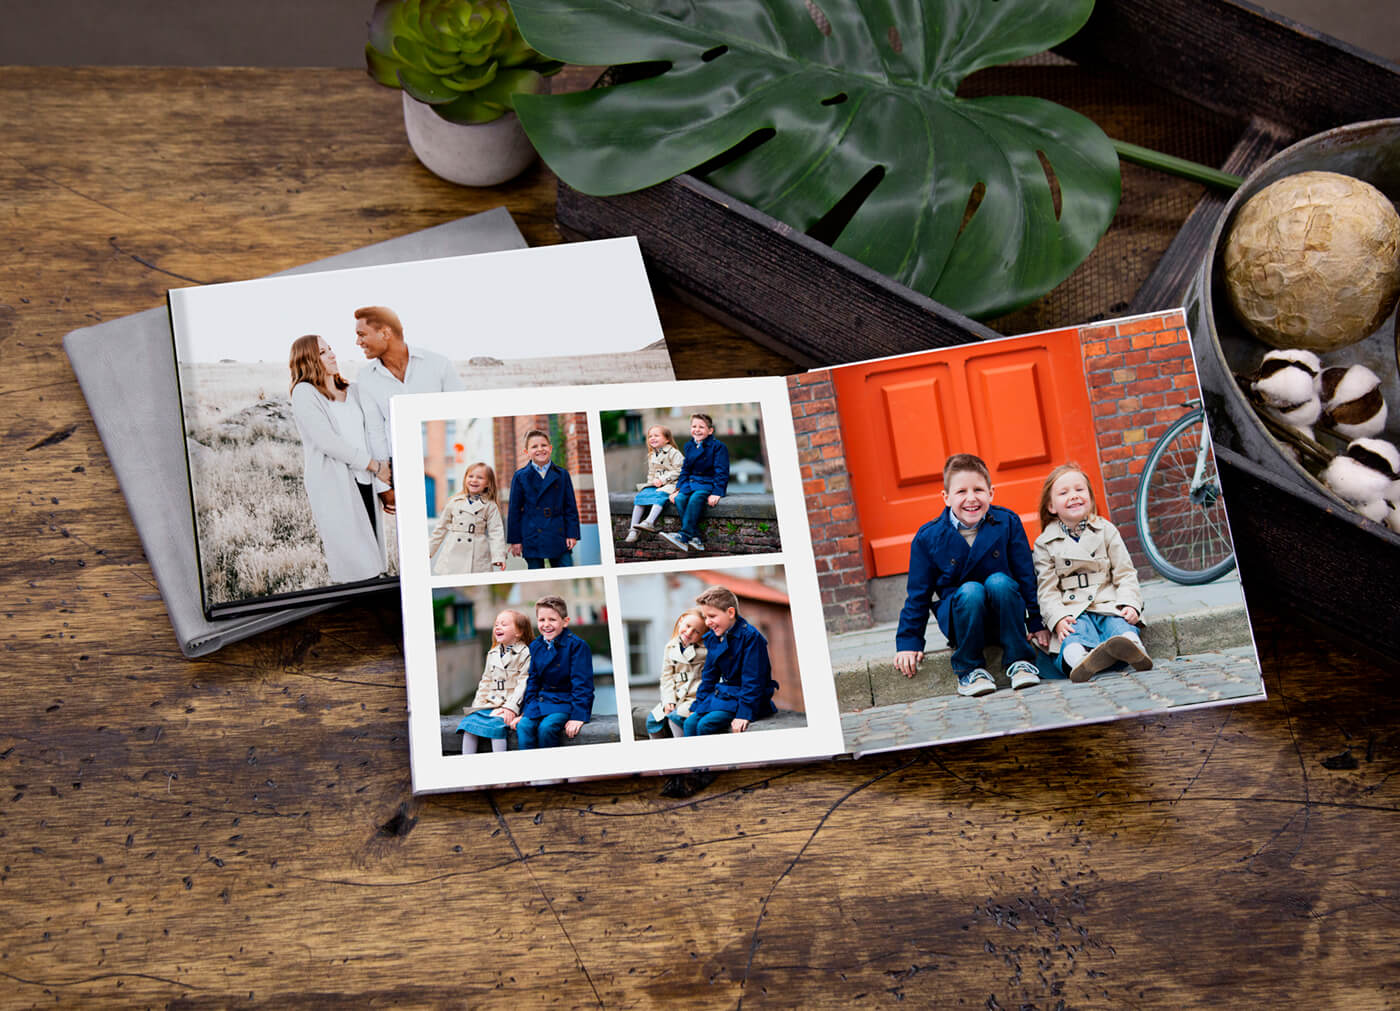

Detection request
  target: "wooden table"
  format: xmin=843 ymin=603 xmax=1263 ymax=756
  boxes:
xmin=3 ymin=67 xmax=1396 ymax=1006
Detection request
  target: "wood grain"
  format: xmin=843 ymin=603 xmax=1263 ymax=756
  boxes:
xmin=2 ymin=67 xmax=1398 ymax=1006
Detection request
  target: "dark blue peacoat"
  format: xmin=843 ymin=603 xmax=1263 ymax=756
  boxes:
xmin=690 ymin=615 xmax=777 ymax=722
xmin=507 ymin=463 xmax=581 ymax=559
xmin=520 ymin=629 xmax=594 ymax=723
xmin=895 ymin=505 xmax=1044 ymax=652
xmin=674 ymin=437 xmax=730 ymax=497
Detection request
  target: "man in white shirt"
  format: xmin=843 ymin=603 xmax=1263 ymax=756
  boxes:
xmin=353 ymin=305 xmax=466 ymax=516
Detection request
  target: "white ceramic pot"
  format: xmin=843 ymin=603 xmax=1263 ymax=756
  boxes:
xmin=401 ymin=91 xmax=539 ymax=187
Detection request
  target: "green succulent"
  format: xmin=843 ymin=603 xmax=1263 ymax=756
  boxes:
xmin=366 ymin=0 xmax=563 ymax=124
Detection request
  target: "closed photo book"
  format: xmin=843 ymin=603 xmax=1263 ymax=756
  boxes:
xmin=166 ymin=236 xmax=675 ymax=619
xmin=63 ymin=208 xmax=532 ymax=655
xmin=390 ymin=308 xmax=1266 ymax=793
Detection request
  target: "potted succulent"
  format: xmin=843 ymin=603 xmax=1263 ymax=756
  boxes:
xmin=366 ymin=0 xmax=563 ymax=186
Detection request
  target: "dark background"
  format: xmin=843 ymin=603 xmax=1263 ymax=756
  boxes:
xmin=1 ymin=0 xmax=1396 ymax=67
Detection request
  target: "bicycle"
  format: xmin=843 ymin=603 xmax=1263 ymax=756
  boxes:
xmin=1134 ymin=401 xmax=1237 ymax=585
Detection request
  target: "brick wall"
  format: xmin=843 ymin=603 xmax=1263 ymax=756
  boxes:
xmin=787 ymin=371 xmax=873 ymax=633
xmin=1077 ymin=311 xmax=1197 ymax=580
xmin=492 ymin=413 xmax=594 ymax=524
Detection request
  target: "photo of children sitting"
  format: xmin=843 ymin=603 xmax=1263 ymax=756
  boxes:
xmin=428 ymin=462 xmax=507 ymax=575
xmin=455 ymin=608 xmax=532 ymax=753
xmin=1033 ymin=463 xmax=1152 ymax=682
xmin=602 ymin=403 xmax=780 ymax=561
xmin=516 ymin=594 xmax=595 ymax=750
xmin=895 ymin=453 xmax=1047 ymax=697
xmin=434 ymin=578 xmax=616 ymax=755
xmin=645 ymin=608 xmax=707 ymax=740
xmin=792 ymin=314 xmax=1260 ymax=757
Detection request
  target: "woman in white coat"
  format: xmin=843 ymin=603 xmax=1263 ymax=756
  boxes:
xmin=288 ymin=334 xmax=386 ymax=584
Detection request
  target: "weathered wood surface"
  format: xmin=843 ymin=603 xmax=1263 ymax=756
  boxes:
xmin=3 ymin=67 xmax=1399 ymax=1006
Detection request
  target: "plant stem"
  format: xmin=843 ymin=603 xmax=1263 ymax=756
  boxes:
xmin=1113 ymin=139 xmax=1243 ymax=192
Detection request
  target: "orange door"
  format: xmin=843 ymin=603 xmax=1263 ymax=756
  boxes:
xmin=831 ymin=328 xmax=1103 ymax=578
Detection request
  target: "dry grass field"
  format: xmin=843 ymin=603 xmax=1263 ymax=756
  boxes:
xmin=181 ymin=347 xmax=674 ymax=605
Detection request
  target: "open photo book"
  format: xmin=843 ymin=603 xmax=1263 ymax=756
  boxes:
xmin=391 ymin=308 xmax=1266 ymax=793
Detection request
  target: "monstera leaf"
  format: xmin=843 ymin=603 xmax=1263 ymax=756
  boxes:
xmin=512 ymin=0 xmax=1120 ymax=319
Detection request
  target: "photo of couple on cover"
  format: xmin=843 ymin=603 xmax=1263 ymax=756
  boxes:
xmin=169 ymin=244 xmax=673 ymax=612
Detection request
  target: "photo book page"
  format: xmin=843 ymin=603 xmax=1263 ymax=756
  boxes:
xmin=391 ymin=308 xmax=1266 ymax=792
xmin=391 ymin=378 xmax=845 ymax=793
xmin=167 ymin=237 xmax=673 ymax=619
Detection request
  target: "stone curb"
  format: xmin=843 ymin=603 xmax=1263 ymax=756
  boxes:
xmin=835 ymin=604 xmax=1252 ymax=710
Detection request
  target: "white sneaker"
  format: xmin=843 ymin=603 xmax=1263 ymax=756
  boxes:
xmin=1007 ymin=660 xmax=1040 ymax=690
xmin=956 ymin=668 xmax=996 ymax=697
xmin=624 ymin=528 xmax=639 ymax=542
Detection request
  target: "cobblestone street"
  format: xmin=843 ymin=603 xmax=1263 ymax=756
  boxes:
xmin=841 ymin=645 xmax=1262 ymax=755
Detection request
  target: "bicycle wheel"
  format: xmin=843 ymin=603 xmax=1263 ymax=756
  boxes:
xmin=1135 ymin=408 xmax=1237 ymax=585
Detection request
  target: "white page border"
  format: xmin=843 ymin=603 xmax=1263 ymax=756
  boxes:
xmin=392 ymin=377 xmax=843 ymax=793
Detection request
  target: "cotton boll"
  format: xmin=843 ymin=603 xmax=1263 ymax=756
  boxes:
xmin=1251 ymin=348 xmax=1322 ymax=431
xmin=1322 ymin=437 xmax=1400 ymax=519
xmin=1320 ymin=364 xmax=1388 ymax=439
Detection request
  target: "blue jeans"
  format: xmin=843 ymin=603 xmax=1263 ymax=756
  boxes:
xmin=525 ymin=551 xmax=574 ymax=569
xmin=1060 ymin=612 xmax=1140 ymax=670
xmin=516 ymin=712 xmax=570 ymax=749
xmin=673 ymin=490 xmax=710 ymax=541
xmin=645 ymin=711 xmax=685 ymax=737
xmin=682 ymin=710 xmax=735 ymax=736
xmin=946 ymin=572 xmax=1034 ymax=677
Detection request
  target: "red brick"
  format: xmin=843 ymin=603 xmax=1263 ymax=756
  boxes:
xmin=1087 ymin=352 xmax=1124 ymax=372
xmin=820 ymin=444 xmax=843 ymax=459
xmin=1101 ymin=445 xmax=1133 ymax=462
xmin=1123 ymin=350 xmax=1149 ymax=367
xmin=1138 ymin=378 xmax=1172 ymax=393
xmin=1093 ymin=400 xmax=1118 ymax=418
xmin=793 ymin=414 xmax=820 ymax=434
xmin=831 ymin=504 xmax=855 ymax=522
xmin=1130 ymin=334 xmax=1156 ymax=350
xmin=809 ymin=428 xmax=841 ymax=448
xmin=1107 ymin=336 xmax=1132 ymax=353
xmin=839 ymin=567 xmax=866 ymax=585
xmin=806 ymin=397 xmax=836 ymax=417
xmin=1173 ymin=373 xmax=1197 ymax=389
xmin=1155 ymin=330 xmax=1185 ymax=346
xmin=1118 ymin=317 xmax=1168 ymax=336
xmin=1082 ymin=325 xmax=1116 ymax=343
xmin=1098 ymin=414 xmax=1130 ymax=433
xmin=1149 ymin=345 xmax=1184 ymax=362
xmin=1082 ymin=340 xmax=1108 ymax=357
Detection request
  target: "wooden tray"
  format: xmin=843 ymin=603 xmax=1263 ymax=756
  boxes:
xmin=555 ymin=0 xmax=1400 ymax=365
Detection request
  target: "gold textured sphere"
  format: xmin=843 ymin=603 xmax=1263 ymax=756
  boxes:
xmin=1223 ymin=170 xmax=1400 ymax=350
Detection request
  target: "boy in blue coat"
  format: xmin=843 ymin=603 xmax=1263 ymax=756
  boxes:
xmin=660 ymin=412 xmax=730 ymax=553
xmin=515 ymin=595 xmax=595 ymax=749
xmin=682 ymin=585 xmax=778 ymax=736
xmin=507 ymin=429 xmax=580 ymax=569
xmin=894 ymin=453 xmax=1049 ymax=697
